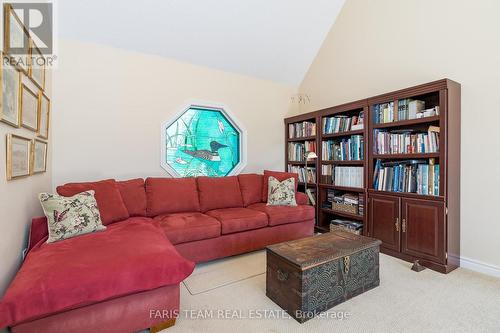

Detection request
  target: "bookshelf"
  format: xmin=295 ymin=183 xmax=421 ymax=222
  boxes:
xmin=284 ymin=79 xmax=460 ymax=273
xmin=317 ymin=100 xmax=367 ymax=235
xmin=284 ymin=113 xmax=319 ymax=215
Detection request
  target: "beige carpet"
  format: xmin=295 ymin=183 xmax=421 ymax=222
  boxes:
xmin=183 ymin=251 xmax=266 ymax=295
xmin=162 ymin=251 xmax=500 ymax=333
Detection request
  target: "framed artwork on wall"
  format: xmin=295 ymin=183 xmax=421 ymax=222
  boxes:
xmin=161 ymin=103 xmax=246 ymax=177
xmin=29 ymin=39 xmax=45 ymax=90
xmin=32 ymin=139 xmax=48 ymax=174
xmin=0 ymin=53 xmax=22 ymax=127
xmin=6 ymin=134 xmax=31 ymax=180
xmin=20 ymin=83 xmax=39 ymax=131
xmin=37 ymin=92 xmax=50 ymax=139
xmin=3 ymin=4 xmax=31 ymax=75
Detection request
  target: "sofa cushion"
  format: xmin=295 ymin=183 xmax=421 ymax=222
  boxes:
xmin=261 ymin=170 xmax=299 ymax=202
xmin=266 ymin=176 xmax=297 ymax=206
xmin=0 ymin=218 xmax=194 ymax=328
xmin=154 ymin=212 xmax=221 ymax=245
xmin=145 ymin=177 xmax=200 ymax=216
xmin=56 ymin=179 xmax=129 ymax=225
xmin=206 ymin=208 xmax=268 ymax=235
xmin=197 ymin=176 xmax=244 ymax=212
xmin=117 ymin=178 xmax=147 ymax=217
xmin=238 ymin=174 xmax=263 ymax=206
xmin=248 ymin=203 xmax=315 ymax=226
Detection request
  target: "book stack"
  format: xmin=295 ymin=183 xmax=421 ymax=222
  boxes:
xmin=333 ymin=166 xmax=364 ymax=188
xmin=288 ymin=121 xmax=316 ymax=138
xmin=287 ymin=141 xmax=316 ymax=161
xmin=287 ymin=165 xmax=316 ymax=184
xmin=373 ymin=102 xmax=394 ymax=124
xmin=330 ymin=219 xmax=363 ymax=234
xmin=322 ymin=135 xmax=364 ymax=161
xmin=372 ymin=159 xmax=440 ymax=195
xmin=321 ymin=164 xmax=333 ymax=184
xmin=374 ymin=126 xmax=440 ymax=154
xmin=323 ymin=111 xmax=364 ymax=134
xmin=358 ymin=194 xmax=365 ymax=216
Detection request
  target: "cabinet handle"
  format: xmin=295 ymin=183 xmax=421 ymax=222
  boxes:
xmin=395 ymin=217 xmax=400 ymax=232
xmin=402 ymin=219 xmax=406 ymax=233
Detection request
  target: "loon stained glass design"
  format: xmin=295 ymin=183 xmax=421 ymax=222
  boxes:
xmin=162 ymin=106 xmax=243 ymax=177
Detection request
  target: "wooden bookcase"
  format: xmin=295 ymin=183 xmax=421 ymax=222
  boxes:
xmin=284 ymin=79 xmax=460 ymax=273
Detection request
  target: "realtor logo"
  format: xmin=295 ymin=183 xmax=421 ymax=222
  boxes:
xmin=4 ymin=2 xmax=53 ymax=55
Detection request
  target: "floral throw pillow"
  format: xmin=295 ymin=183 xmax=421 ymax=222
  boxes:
xmin=267 ymin=176 xmax=297 ymax=206
xmin=39 ymin=190 xmax=106 ymax=243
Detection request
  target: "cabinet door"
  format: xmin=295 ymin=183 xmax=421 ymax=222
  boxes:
xmin=369 ymin=194 xmax=400 ymax=252
xmin=401 ymin=198 xmax=446 ymax=264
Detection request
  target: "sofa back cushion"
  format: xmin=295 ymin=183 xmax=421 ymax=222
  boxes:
xmin=238 ymin=174 xmax=263 ymax=206
xmin=117 ymin=178 xmax=147 ymax=217
xmin=146 ymin=177 xmax=200 ymax=216
xmin=262 ymin=170 xmax=299 ymax=202
xmin=197 ymin=176 xmax=244 ymax=212
xmin=56 ymin=179 xmax=129 ymax=225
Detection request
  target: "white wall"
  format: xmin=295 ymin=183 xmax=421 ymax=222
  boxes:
xmin=52 ymin=39 xmax=296 ymax=185
xmin=299 ymin=0 xmax=500 ymax=270
xmin=0 ymin=71 xmax=52 ymax=296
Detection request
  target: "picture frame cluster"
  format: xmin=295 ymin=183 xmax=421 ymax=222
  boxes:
xmin=1 ymin=4 xmax=50 ymax=180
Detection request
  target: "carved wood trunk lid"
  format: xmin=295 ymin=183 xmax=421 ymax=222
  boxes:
xmin=267 ymin=231 xmax=382 ymax=270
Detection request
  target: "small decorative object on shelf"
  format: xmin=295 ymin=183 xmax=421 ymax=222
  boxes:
xmin=330 ymin=219 xmax=363 ymax=235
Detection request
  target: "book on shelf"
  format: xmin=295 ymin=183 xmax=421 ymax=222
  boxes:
xmin=333 ymin=166 xmax=364 ymax=188
xmin=323 ymin=111 xmax=364 ymax=134
xmin=373 ymin=102 xmax=394 ymax=124
xmin=288 ymin=121 xmax=316 ymax=139
xmin=287 ymin=165 xmax=316 ymax=184
xmin=322 ymin=135 xmax=364 ymax=161
xmin=373 ymin=126 xmax=440 ymax=154
xmin=372 ymin=158 xmax=440 ymax=196
xmin=288 ymin=141 xmax=316 ymax=161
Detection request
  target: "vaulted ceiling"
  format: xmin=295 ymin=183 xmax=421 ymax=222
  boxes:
xmin=58 ymin=0 xmax=345 ymax=86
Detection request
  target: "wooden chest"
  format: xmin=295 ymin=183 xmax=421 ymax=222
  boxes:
xmin=266 ymin=231 xmax=382 ymax=323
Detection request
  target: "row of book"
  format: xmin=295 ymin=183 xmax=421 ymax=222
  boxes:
xmin=323 ymin=112 xmax=364 ymax=134
xmin=375 ymin=100 xmax=440 ymax=124
xmin=288 ymin=121 xmax=316 ymax=139
xmin=373 ymin=159 xmax=440 ymax=195
xmin=287 ymin=165 xmax=316 ymax=184
xmin=322 ymin=135 xmax=364 ymax=161
xmin=373 ymin=126 xmax=440 ymax=154
xmin=322 ymin=165 xmax=364 ymax=188
xmin=287 ymin=141 xmax=316 ymax=161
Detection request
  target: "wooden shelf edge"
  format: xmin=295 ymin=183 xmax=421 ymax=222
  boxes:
xmin=372 ymin=153 xmax=440 ymax=159
xmin=287 ymin=136 xmax=316 ymax=142
xmin=321 ymin=129 xmax=364 ymax=138
xmin=321 ymin=160 xmax=364 ymax=165
xmin=372 ymin=116 xmax=440 ymax=129
xmin=318 ymin=184 xmax=365 ymax=193
xmin=321 ymin=208 xmax=364 ymax=221
xmin=367 ymin=189 xmax=444 ymax=201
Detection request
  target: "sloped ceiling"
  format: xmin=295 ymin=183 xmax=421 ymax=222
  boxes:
xmin=58 ymin=0 xmax=345 ymax=86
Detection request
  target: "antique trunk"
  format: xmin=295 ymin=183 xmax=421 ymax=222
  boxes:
xmin=266 ymin=231 xmax=382 ymax=323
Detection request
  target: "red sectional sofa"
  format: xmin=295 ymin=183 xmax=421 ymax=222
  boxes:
xmin=0 ymin=172 xmax=315 ymax=332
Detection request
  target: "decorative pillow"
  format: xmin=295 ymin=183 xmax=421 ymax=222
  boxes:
xmin=39 ymin=190 xmax=106 ymax=243
xmin=267 ymin=176 xmax=297 ymax=206
xmin=262 ymin=170 xmax=299 ymax=202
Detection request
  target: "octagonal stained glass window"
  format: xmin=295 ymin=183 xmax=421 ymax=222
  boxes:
xmin=161 ymin=104 xmax=245 ymax=177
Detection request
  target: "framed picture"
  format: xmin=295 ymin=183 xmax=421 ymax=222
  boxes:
xmin=37 ymin=92 xmax=50 ymax=139
xmin=3 ymin=4 xmax=31 ymax=75
xmin=0 ymin=52 xmax=22 ymax=127
xmin=20 ymin=83 xmax=39 ymax=131
xmin=32 ymin=139 xmax=48 ymax=174
xmin=29 ymin=39 xmax=45 ymax=90
xmin=6 ymin=134 xmax=31 ymax=180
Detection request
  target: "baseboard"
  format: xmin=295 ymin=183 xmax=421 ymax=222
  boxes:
xmin=460 ymin=256 xmax=500 ymax=278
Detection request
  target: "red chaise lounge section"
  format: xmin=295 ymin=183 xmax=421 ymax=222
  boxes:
xmin=0 ymin=172 xmax=315 ymax=332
